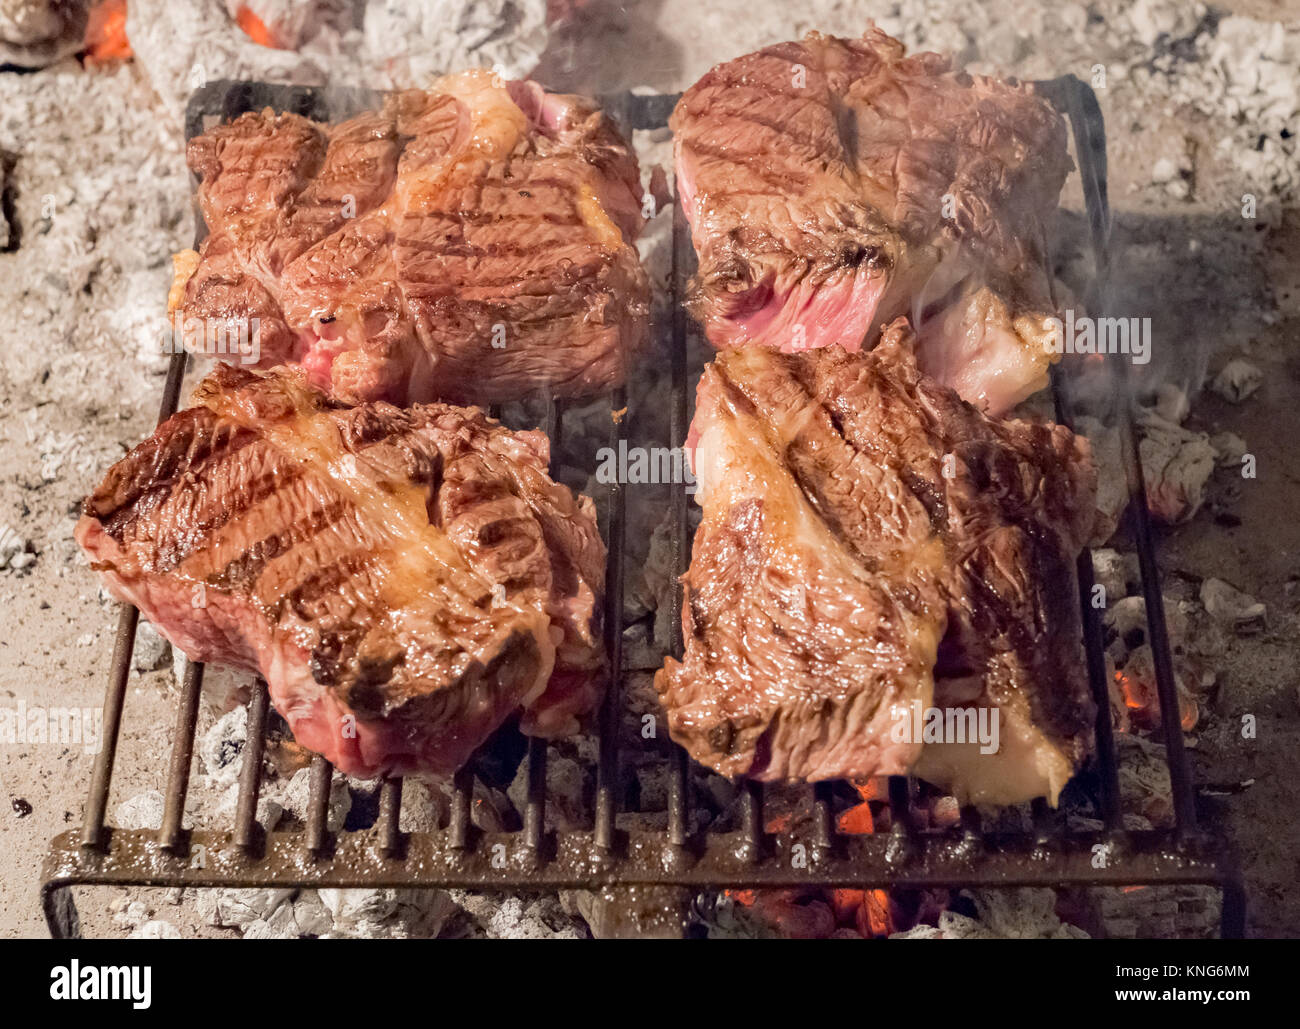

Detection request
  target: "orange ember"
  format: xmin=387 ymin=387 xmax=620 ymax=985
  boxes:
xmin=725 ymin=888 xmax=756 ymax=907
xmin=858 ymin=890 xmax=893 ymax=937
xmin=837 ymin=778 xmax=883 ymax=834
xmin=84 ymin=0 xmax=131 ymax=64
xmin=834 ymin=780 xmax=894 ymax=935
xmin=1115 ymin=670 xmax=1198 ymax=731
xmin=764 ymin=813 xmax=792 ymax=835
xmin=236 ymin=6 xmax=284 ymax=49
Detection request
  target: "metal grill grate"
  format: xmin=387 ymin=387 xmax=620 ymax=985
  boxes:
xmin=40 ymin=79 xmax=1245 ymax=939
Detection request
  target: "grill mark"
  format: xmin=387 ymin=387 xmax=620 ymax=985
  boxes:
xmin=149 ymin=457 xmax=309 ymax=574
xmin=396 ymin=238 xmax=600 ymax=263
xmin=688 ymin=106 xmax=837 ymax=158
xmin=683 ymin=141 xmax=814 ymax=193
xmin=205 ymin=496 xmax=353 ymax=593
xmin=276 ymin=548 xmax=383 ymax=625
xmin=401 ymin=266 xmax=608 ymax=295
xmin=398 ymin=209 xmax=584 ymax=233
xmin=97 ymin=419 xmax=261 ymax=540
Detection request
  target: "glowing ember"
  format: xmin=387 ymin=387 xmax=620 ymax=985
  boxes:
xmin=1115 ymin=669 xmax=1198 ymax=732
xmin=235 ymin=6 xmax=284 ymax=49
xmin=764 ymin=813 xmax=792 ymax=834
xmin=725 ymin=888 xmax=755 ymax=907
xmin=84 ymin=0 xmax=131 ymax=64
xmin=835 ymin=780 xmax=894 ymax=936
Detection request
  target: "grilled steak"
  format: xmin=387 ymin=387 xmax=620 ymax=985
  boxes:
xmin=656 ymin=320 xmax=1097 ymax=804
xmin=176 ymin=71 xmax=650 ymax=407
xmin=671 ymin=28 xmax=1071 ymax=415
xmin=76 ymin=365 xmax=606 ymax=778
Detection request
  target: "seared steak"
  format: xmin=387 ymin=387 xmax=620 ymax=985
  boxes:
xmin=656 ymin=320 xmax=1096 ymax=804
xmin=176 ymin=72 xmax=650 ymax=407
xmin=76 ymin=365 xmax=606 ymax=777
xmin=671 ymin=28 xmax=1071 ymax=415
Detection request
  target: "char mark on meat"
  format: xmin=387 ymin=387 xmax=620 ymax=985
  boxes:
xmin=657 ymin=319 xmax=1097 ymax=804
xmin=77 ymin=365 xmax=606 ymax=777
xmin=670 ymin=27 xmax=1071 ymax=415
xmin=175 ymin=71 xmax=650 ymax=408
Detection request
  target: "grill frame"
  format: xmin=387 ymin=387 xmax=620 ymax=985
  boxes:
xmin=41 ymin=77 xmax=1245 ymax=939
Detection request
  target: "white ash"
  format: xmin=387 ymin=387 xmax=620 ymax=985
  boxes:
xmin=289 ymin=890 xmax=333 ymax=936
xmin=1200 ymin=577 xmax=1266 ymax=632
xmin=895 ymin=889 xmax=1089 ymax=940
xmin=453 ymin=892 xmax=585 ymax=939
xmin=173 ymin=651 xmax=258 ymax=710
xmin=126 ymin=0 xmax=550 ymax=130
xmin=1097 ymin=885 xmax=1220 ymax=939
xmin=361 ymin=0 xmax=549 ymax=92
xmin=507 ymin=750 xmax=588 ymax=831
xmin=0 ymin=524 xmax=35 ymax=571
xmin=1136 ymin=13 xmax=1300 ymax=202
xmin=1122 ymin=0 xmax=1205 ymax=49
xmin=0 ymin=61 xmax=190 ymax=428
xmin=276 ymin=765 xmax=352 ymax=832
xmin=240 ymin=899 xmax=303 ymax=940
xmin=396 ymin=774 xmax=515 ymax=833
xmin=1210 ymin=359 xmax=1263 ymax=403
xmin=110 ymin=896 xmax=151 ymax=930
xmin=114 ymin=789 xmax=164 ymax=831
xmin=1117 ymin=734 xmax=1176 ymax=826
xmin=1210 ymin=431 xmax=1247 ymax=468
xmin=1091 ymin=547 xmax=1139 ymax=601
xmin=128 ymin=919 xmax=185 ymax=939
xmin=396 ymin=777 xmax=447 ymax=833
xmin=318 ymin=887 xmax=458 ymax=939
xmin=208 ymin=779 xmax=283 ymax=833
xmin=197 ymin=705 xmax=248 ymax=788
xmin=1136 ymin=409 xmax=1217 ymax=524
xmin=196 ymin=887 xmax=295 ymax=929
xmin=1105 ymin=594 xmax=1188 ymax=649
xmin=0 ymin=0 xmax=86 ymax=68
xmin=132 ymin=619 xmax=171 ymax=671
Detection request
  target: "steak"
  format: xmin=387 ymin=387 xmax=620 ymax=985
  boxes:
xmin=76 ymin=365 xmax=606 ymax=778
xmin=671 ymin=28 xmax=1071 ymax=415
xmin=176 ymin=71 xmax=650 ymax=407
xmin=656 ymin=319 xmax=1097 ymax=804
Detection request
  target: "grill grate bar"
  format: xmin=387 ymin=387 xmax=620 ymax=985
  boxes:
xmin=39 ymin=82 xmax=1245 ymax=940
xmin=450 ymin=766 xmax=472 ymax=849
xmin=81 ymin=605 xmax=138 ymax=851
xmin=304 ymin=754 xmax=333 ymax=853
xmin=665 ymin=192 xmax=693 ymax=855
xmin=1121 ymin=408 xmax=1198 ymax=831
xmin=523 ymin=738 xmax=547 ymax=852
xmin=81 ymin=347 xmax=192 ymax=852
xmin=379 ymin=778 xmax=403 ymax=855
xmin=158 ymin=661 xmax=204 ymax=852
xmin=1043 ymin=74 xmax=1198 ymax=835
xmin=233 ymin=679 xmax=270 ymax=851
xmin=889 ymin=777 xmax=913 ymax=838
xmin=812 ymin=782 xmax=834 ymax=854
xmin=738 ymin=781 xmax=763 ymax=863
xmin=595 ymin=385 xmax=627 ymax=852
